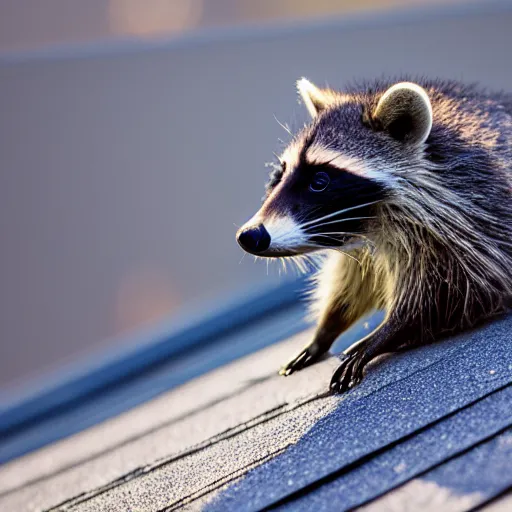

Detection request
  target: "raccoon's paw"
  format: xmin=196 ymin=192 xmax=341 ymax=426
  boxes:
xmin=279 ymin=346 xmax=323 ymax=376
xmin=330 ymin=351 xmax=367 ymax=393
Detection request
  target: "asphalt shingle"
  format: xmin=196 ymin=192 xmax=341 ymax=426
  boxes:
xmin=206 ymin=316 xmax=512 ymax=511
xmin=274 ymin=385 xmax=512 ymax=511
xmin=359 ymin=428 xmax=512 ymax=512
xmin=2 ymin=315 xmax=511 ymax=512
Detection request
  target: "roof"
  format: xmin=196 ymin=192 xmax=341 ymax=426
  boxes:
xmin=0 ymin=279 xmax=309 ymax=464
xmin=1 ymin=313 xmax=511 ymax=511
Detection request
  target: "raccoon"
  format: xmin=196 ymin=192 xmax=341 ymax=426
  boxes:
xmin=236 ymin=77 xmax=512 ymax=393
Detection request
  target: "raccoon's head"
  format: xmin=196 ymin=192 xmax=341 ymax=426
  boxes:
xmin=236 ymin=78 xmax=433 ymax=257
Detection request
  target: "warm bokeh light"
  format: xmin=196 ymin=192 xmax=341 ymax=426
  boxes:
xmin=115 ymin=267 xmax=179 ymax=334
xmin=0 ymin=0 xmax=469 ymax=53
xmin=107 ymin=0 xmax=202 ymax=38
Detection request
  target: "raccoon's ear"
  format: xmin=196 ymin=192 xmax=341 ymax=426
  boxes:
xmin=372 ymin=82 xmax=432 ymax=145
xmin=297 ymin=78 xmax=331 ymax=118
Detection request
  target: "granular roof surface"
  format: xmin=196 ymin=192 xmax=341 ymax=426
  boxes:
xmin=1 ymin=315 xmax=511 ymax=511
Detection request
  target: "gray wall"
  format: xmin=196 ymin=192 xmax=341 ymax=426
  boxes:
xmin=1 ymin=3 xmax=512 ymax=390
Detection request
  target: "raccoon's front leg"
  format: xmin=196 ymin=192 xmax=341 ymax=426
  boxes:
xmin=280 ymin=252 xmax=373 ymax=377
xmin=330 ymin=313 xmax=401 ymax=393
xmin=279 ymin=302 xmax=352 ymax=376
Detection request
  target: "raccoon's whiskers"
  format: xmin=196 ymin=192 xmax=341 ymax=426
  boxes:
xmin=339 ymin=251 xmax=362 ymax=266
xmin=302 ymin=242 xmax=362 ymax=266
xmin=310 ymin=231 xmax=370 ymax=242
xmin=311 ymin=231 xmax=361 ymax=236
xmin=304 ymin=216 xmax=376 ymax=233
xmin=288 ymin=257 xmax=300 ymax=275
xmin=333 ymin=248 xmax=362 ymax=266
xmin=301 ymin=253 xmax=324 ymax=272
xmin=269 ymin=252 xmax=324 ymax=277
xmin=298 ymin=200 xmax=382 ymax=230
xmin=299 ymin=254 xmax=316 ymax=272
xmin=279 ymin=257 xmax=287 ymax=274
xmin=294 ymin=256 xmax=308 ymax=274
xmin=273 ymin=114 xmax=293 ymax=137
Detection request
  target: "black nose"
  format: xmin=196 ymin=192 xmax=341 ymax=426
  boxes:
xmin=237 ymin=224 xmax=271 ymax=254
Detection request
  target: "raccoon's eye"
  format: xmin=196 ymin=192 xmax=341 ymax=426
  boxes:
xmin=309 ymin=171 xmax=330 ymax=192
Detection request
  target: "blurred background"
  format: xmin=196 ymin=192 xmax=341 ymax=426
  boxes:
xmin=1 ymin=0 xmax=511 ymax=401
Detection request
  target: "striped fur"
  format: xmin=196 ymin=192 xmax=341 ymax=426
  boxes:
xmin=242 ymin=77 xmax=512 ymax=389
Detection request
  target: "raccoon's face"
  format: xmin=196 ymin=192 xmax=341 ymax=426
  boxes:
xmin=237 ymin=79 xmax=433 ymax=257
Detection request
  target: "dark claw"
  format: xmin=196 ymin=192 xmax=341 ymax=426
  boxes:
xmin=330 ymin=354 xmax=355 ymax=393
xmin=330 ymin=352 xmax=365 ymax=393
xmin=279 ymin=346 xmax=321 ymax=376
